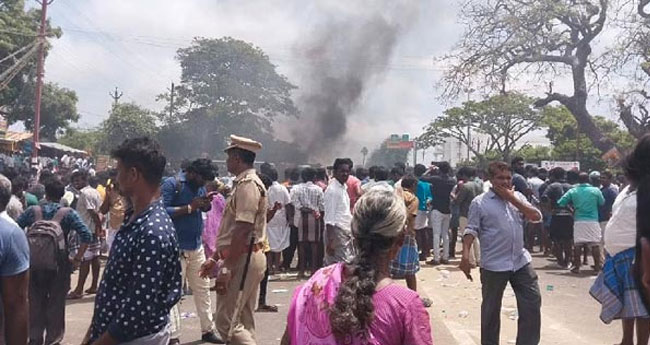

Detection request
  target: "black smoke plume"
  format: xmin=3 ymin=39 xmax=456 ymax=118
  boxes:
xmin=291 ymin=1 xmax=417 ymax=160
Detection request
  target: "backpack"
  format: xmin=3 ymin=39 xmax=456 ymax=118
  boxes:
xmin=26 ymin=207 xmax=71 ymax=272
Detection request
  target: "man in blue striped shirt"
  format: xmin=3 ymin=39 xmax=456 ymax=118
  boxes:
xmin=460 ymin=161 xmax=542 ymax=345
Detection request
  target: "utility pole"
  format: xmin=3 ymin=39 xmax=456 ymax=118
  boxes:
xmin=169 ymin=82 xmax=175 ymax=118
xmin=109 ymin=87 xmax=123 ymax=107
xmin=413 ymin=146 xmax=417 ymax=167
xmin=465 ymin=88 xmax=473 ymax=161
xmin=32 ymin=0 xmax=51 ymax=163
xmin=576 ymin=124 xmax=581 ymax=162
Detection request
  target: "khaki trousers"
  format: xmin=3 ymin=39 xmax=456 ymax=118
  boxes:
xmin=460 ymin=216 xmax=481 ymax=266
xmin=215 ymin=250 xmax=266 ymax=345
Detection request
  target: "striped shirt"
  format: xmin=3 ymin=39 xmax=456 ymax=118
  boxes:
xmin=291 ymin=182 xmax=324 ymax=226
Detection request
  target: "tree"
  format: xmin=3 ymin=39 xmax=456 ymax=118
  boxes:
xmin=156 ymin=37 xmax=298 ymax=160
xmin=12 ymin=83 xmax=79 ymax=140
xmin=0 ymin=0 xmax=63 ymax=125
xmin=368 ymin=138 xmax=410 ymax=167
xmin=443 ymin=0 xmax=617 ymax=153
xmin=541 ymin=105 xmax=636 ymax=170
xmin=361 ymin=146 xmax=369 ymax=167
xmin=609 ymin=1 xmax=650 ymax=138
xmin=58 ymin=128 xmax=103 ymax=153
xmin=514 ymin=145 xmax=553 ymax=165
xmin=99 ymin=103 xmax=157 ymax=152
xmin=420 ymin=93 xmax=544 ymax=164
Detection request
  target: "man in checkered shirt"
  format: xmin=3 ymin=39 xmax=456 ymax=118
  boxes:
xmin=290 ymin=167 xmax=325 ymax=278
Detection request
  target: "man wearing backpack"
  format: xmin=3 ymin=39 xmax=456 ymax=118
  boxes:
xmin=162 ymin=158 xmax=221 ymax=344
xmin=17 ymin=178 xmax=93 ymax=345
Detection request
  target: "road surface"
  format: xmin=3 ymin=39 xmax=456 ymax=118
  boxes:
xmin=62 ymin=253 xmax=618 ymax=345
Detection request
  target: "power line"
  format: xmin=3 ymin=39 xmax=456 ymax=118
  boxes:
xmin=0 ymin=41 xmax=40 ymax=91
xmin=0 ymin=40 xmax=38 ymax=65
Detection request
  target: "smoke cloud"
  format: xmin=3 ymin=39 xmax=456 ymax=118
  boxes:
xmin=291 ymin=1 xmax=418 ymax=161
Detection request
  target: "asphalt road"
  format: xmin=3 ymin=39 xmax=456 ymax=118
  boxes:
xmin=62 ymin=251 xmax=618 ymax=345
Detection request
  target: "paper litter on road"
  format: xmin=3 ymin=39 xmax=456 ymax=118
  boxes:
xmin=272 ymin=289 xmax=289 ymax=293
xmin=180 ymin=312 xmax=196 ymax=319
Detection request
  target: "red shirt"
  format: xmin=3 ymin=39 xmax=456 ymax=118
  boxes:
xmin=346 ymin=176 xmax=362 ymax=212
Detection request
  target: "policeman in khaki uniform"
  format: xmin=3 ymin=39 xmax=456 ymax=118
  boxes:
xmin=200 ymin=135 xmax=267 ymax=345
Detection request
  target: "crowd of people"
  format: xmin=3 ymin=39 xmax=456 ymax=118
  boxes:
xmin=1 ymin=133 xmax=650 ymax=345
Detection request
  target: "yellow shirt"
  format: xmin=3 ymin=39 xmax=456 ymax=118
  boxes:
xmin=403 ymin=190 xmax=419 ymax=232
xmin=97 ymin=185 xmax=106 ymax=201
xmin=216 ymin=169 xmax=268 ymax=251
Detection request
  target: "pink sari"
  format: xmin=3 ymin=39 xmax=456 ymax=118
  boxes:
xmin=202 ymin=194 xmax=226 ymax=259
xmin=287 ymin=263 xmax=434 ymax=345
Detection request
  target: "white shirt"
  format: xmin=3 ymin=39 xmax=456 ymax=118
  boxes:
xmin=366 ymin=181 xmax=394 ymax=193
xmin=1 ymin=211 xmax=19 ymax=227
xmin=604 ymin=186 xmax=637 ymax=256
xmin=5 ymin=195 xmax=23 ymax=222
xmin=324 ymin=179 xmax=352 ymax=231
xmin=77 ymin=186 xmax=102 ymax=231
xmin=267 ymin=181 xmax=291 ymax=230
xmin=528 ymin=177 xmax=544 ymax=199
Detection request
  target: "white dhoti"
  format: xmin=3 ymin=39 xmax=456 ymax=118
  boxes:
xmin=267 ymin=224 xmax=290 ymax=252
xmin=573 ymin=221 xmax=602 ymax=245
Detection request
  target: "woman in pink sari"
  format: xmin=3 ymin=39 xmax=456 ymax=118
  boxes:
xmin=281 ymin=189 xmax=434 ymax=345
xmin=202 ymin=180 xmax=226 ymax=261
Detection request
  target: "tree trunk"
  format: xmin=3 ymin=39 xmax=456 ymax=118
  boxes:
xmin=565 ymin=46 xmax=616 ymax=153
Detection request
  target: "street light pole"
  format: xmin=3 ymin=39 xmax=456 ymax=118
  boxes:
xmin=32 ymin=0 xmax=50 ymax=164
xmin=466 ymin=89 xmax=472 ymax=161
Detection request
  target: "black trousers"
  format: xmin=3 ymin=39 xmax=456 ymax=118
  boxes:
xmin=282 ymin=225 xmax=298 ymax=270
xmin=29 ymin=271 xmax=71 ymax=345
xmin=258 ymin=267 xmax=269 ymax=306
xmin=480 ymin=264 xmax=541 ymax=345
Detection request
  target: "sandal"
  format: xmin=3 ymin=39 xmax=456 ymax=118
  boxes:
xmin=256 ymin=304 xmax=279 ymax=312
xmin=66 ymin=292 xmax=83 ymax=300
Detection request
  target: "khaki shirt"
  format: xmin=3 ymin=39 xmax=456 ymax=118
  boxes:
xmin=216 ymin=169 xmax=267 ymax=251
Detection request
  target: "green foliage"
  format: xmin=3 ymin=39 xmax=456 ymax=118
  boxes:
xmin=99 ymin=103 xmax=158 ymax=152
xmin=513 ymin=145 xmax=552 ymax=164
xmin=0 ymin=1 xmax=64 ymax=132
xmin=539 ymin=105 xmax=637 ymax=171
xmin=58 ymin=128 xmax=103 ymax=153
xmin=13 ymin=83 xmax=80 ymax=140
xmin=421 ymin=93 xmax=543 ymax=163
xmin=368 ymin=138 xmax=410 ymax=167
xmin=156 ymin=37 xmax=298 ymax=161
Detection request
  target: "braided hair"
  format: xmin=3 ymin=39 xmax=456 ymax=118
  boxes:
xmin=329 ymin=189 xmax=407 ymax=341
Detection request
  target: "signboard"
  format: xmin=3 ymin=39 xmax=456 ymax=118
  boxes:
xmin=540 ymin=160 xmax=580 ymax=171
xmin=386 ymin=141 xmax=415 ymax=149
xmin=0 ymin=115 xmax=7 ymax=138
xmin=387 ymin=134 xmax=414 ymax=149
xmin=95 ymin=154 xmax=112 ymax=172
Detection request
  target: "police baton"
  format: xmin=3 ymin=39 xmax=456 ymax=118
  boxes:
xmin=226 ymin=235 xmax=256 ymax=344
